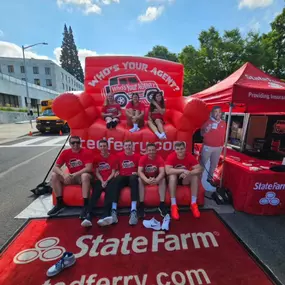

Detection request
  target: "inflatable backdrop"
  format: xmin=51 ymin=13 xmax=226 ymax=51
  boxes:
xmin=53 ymin=56 xmax=209 ymax=158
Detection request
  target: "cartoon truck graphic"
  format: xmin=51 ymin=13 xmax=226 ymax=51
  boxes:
xmin=103 ymin=74 xmax=162 ymax=107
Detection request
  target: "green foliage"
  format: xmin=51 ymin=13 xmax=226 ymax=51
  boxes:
xmin=60 ymin=24 xmax=84 ymax=84
xmin=145 ymin=9 xmax=285 ymax=95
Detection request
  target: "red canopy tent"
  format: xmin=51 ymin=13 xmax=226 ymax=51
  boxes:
xmin=192 ymin=62 xmax=285 ymax=113
xmin=192 ymin=62 xmax=285 ymax=188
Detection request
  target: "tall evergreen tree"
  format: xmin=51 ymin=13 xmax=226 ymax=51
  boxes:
xmin=68 ymin=26 xmax=84 ymax=83
xmin=60 ymin=24 xmax=84 ymax=84
xmin=60 ymin=24 xmax=72 ymax=74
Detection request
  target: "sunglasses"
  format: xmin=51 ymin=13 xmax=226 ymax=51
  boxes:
xmin=70 ymin=141 xmax=80 ymax=145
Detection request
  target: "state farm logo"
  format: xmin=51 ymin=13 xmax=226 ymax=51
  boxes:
xmin=145 ymin=164 xmax=157 ymax=173
xmin=69 ymin=159 xmax=83 ymax=168
xmin=122 ymin=160 xmax=135 ymax=168
xmin=259 ymin=192 xmax=280 ymax=206
xmin=13 ymin=237 xmax=65 ymax=264
xmin=174 ymin=164 xmax=187 ymax=169
xmin=98 ymin=162 xmax=110 ymax=171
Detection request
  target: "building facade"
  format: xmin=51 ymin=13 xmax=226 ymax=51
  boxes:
xmin=0 ymin=57 xmax=84 ymax=108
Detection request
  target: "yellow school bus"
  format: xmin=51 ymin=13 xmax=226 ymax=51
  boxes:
xmin=36 ymin=99 xmax=69 ymax=134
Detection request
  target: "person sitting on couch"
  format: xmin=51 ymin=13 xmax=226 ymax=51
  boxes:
xmin=102 ymin=92 xmax=121 ymax=129
xmin=165 ymin=141 xmax=203 ymax=220
xmin=125 ymin=93 xmax=145 ymax=133
xmin=148 ymin=91 xmax=167 ymax=140
xmin=138 ymin=143 xmax=167 ymax=218
xmin=48 ymin=136 xmax=93 ymax=218
xmin=97 ymin=140 xmax=141 ymax=226
xmin=81 ymin=139 xmax=117 ymax=227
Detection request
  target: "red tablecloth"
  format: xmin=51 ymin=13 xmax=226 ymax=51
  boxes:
xmin=195 ymin=144 xmax=285 ymax=215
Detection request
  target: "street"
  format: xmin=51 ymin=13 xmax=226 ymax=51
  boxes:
xmin=0 ymin=133 xmax=67 ymax=247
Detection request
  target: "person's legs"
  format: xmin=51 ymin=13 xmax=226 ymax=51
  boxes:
xmin=105 ymin=116 xmax=113 ymax=129
xmin=155 ymin=119 xmax=166 ymax=139
xmin=209 ymin=146 xmax=222 ymax=179
xmin=200 ymin=145 xmax=212 ymax=180
xmin=48 ymin=172 xmax=66 ymax=216
xmin=182 ymin=175 xmax=200 ymax=218
xmin=148 ymin=119 xmax=163 ymax=139
xmin=168 ymin=174 xmax=179 ymax=220
xmin=79 ymin=173 xmax=92 ymax=220
xmin=158 ymin=178 xmax=167 ymax=216
xmin=128 ymin=174 xmax=139 ymax=225
xmin=138 ymin=178 xmax=146 ymax=218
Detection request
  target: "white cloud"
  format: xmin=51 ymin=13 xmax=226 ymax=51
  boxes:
xmin=138 ymin=6 xmax=164 ymax=22
xmin=0 ymin=30 xmax=3 ymax=37
xmin=0 ymin=41 xmax=49 ymax=60
xmin=57 ymin=0 xmax=102 ymax=14
xmin=97 ymin=0 xmax=119 ymax=4
xmin=146 ymin=0 xmax=174 ymax=2
xmin=238 ymin=0 xmax=274 ymax=10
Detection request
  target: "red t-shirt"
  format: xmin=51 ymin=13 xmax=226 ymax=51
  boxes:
xmin=139 ymin=155 xmax=165 ymax=178
xmin=126 ymin=101 xmax=145 ymax=112
xmin=102 ymin=104 xmax=121 ymax=116
xmin=165 ymin=151 xmax=198 ymax=170
xmin=117 ymin=152 xmax=141 ymax=176
xmin=56 ymin=148 xmax=93 ymax=174
xmin=95 ymin=153 xmax=117 ymax=181
xmin=201 ymin=119 xmax=226 ymax=147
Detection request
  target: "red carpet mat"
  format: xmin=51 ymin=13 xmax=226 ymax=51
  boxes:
xmin=0 ymin=210 xmax=280 ymax=285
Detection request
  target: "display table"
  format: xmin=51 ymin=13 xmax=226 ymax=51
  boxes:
xmin=195 ymin=144 xmax=285 ymax=215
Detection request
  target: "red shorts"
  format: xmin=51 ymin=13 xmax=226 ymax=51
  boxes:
xmin=151 ymin=114 xmax=164 ymax=122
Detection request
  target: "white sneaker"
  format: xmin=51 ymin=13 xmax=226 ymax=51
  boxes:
xmin=143 ymin=218 xmax=161 ymax=231
xmin=97 ymin=216 xmax=113 ymax=227
xmin=161 ymin=214 xmax=170 ymax=231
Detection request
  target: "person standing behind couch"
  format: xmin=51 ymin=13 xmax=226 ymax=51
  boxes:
xmin=148 ymin=91 xmax=167 ymax=140
xmin=125 ymin=93 xmax=145 ymax=133
xmin=48 ymin=136 xmax=93 ymax=218
xmin=200 ymin=106 xmax=226 ymax=185
xmin=102 ymin=92 xmax=121 ymax=129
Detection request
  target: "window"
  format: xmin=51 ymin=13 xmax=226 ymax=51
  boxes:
xmin=33 ymin=66 xmax=39 ymax=74
xmin=62 ymin=83 xmax=65 ymax=90
xmin=129 ymin=77 xmax=139 ymax=83
xmin=20 ymin=66 xmax=25 ymax=73
xmin=8 ymin=65 xmax=14 ymax=73
xmin=22 ymin=78 xmax=26 ymax=81
xmin=61 ymin=73 xmax=64 ymax=80
xmin=45 ymin=67 xmax=50 ymax=75
xmin=68 ymin=77 xmax=70 ymax=83
xmin=34 ymin=78 xmax=40 ymax=85
xmin=109 ymin=77 xmax=118 ymax=86
xmin=119 ymin=78 xmax=128 ymax=85
xmin=65 ymin=75 xmax=67 ymax=81
xmin=46 ymin=79 xmax=52 ymax=86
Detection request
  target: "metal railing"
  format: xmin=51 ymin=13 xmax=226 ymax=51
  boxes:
xmin=0 ymin=72 xmax=59 ymax=95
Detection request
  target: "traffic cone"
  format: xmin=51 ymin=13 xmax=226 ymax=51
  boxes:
xmin=29 ymin=131 xmax=33 ymax=136
xmin=59 ymin=130 xmax=63 ymax=136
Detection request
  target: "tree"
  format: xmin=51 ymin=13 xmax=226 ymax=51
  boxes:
xmin=60 ymin=24 xmax=72 ymax=75
xmin=60 ymin=24 xmax=84 ymax=83
xmin=68 ymin=26 xmax=84 ymax=83
xmin=145 ymin=45 xmax=178 ymax=62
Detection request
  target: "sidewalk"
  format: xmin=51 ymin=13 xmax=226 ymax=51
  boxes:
xmin=0 ymin=122 xmax=39 ymax=141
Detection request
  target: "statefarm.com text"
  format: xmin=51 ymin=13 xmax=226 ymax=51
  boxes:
xmin=80 ymin=138 xmax=187 ymax=153
xmin=42 ymin=268 xmax=211 ymax=285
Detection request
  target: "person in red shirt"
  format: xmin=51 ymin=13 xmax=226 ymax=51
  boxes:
xmin=125 ymin=93 xmax=145 ymax=133
xmin=200 ymin=106 xmax=226 ymax=185
xmin=102 ymin=92 xmax=121 ymax=129
xmin=81 ymin=139 xmax=117 ymax=227
xmin=48 ymin=136 xmax=93 ymax=218
xmin=148 ymin=91 xmax=167 ymax=140
xmin=97 ymin=140 xmax=141 ymax=226
xmin=138 ymin=143 xmax=167 ymax=218
xmin=165 ymin=141 xmax=203 ymax=220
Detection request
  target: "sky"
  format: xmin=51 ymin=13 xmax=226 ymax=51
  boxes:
xmin=0 ymin=0 xmax=284 ymax=70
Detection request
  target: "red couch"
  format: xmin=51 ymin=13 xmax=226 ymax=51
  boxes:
xmin=52 ymin=56 xmax=209 ymax=207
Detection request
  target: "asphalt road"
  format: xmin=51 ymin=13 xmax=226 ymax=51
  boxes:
xmin=0 ymin=138 xmax=61 ymax=247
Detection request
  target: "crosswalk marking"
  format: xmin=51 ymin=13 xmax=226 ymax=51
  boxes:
xmin=0 ymin=135 xmax=69 ymax=148
xmin=40 ymin=136 xmax=68 ymax=146
xmin=13 ymin=136 xmax=48 ymax=146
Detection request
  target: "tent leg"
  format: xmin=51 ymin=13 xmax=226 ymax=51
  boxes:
xmin=219 ymin=103 xmax=234 ymax=188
